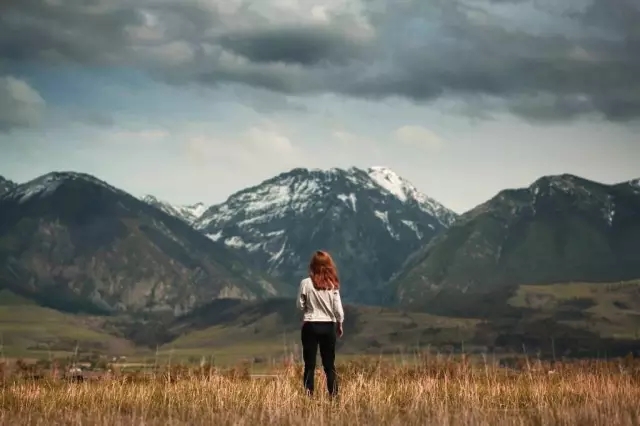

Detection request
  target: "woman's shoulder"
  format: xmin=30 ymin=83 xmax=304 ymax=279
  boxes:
xmin=300 ymin=277 xmax=312 ymax=287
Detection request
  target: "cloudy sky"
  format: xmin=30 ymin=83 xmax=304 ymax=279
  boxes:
xmin=1 ymin=0 xmax=638 ymax=213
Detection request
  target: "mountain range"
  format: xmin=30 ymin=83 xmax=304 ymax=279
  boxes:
xmin=1 ymin=167 xmax=639 ymax=358
xmin=0 ymin=166 xmax=457 ymax=313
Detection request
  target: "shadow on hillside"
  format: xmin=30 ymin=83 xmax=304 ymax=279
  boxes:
xmin=171 ymin=298 xmax=361 ymax=333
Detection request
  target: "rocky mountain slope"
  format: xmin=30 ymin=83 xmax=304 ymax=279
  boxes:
xmin=141 ymin=195 xmax=206 ymax=225
xmin=0 ymin=176 xmax=16 ymax=196
xmin=390 ymin=174 xmax=640 ymax=314
xmin=194 ymin=166 xmax=457 ymax=305
xmin=0 ymin=172 xmax=285 ymax=316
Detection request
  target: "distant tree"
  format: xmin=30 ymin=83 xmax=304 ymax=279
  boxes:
xmin=35 ymin=359 xmax=51 ymax=370
xmin=93 ymin=358 xmax=109 ymax=370
xmin=15 ymin=358 xmax=27 ymax=372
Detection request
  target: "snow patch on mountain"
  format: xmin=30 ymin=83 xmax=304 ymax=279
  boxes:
xmin=141 ymin=195 xmax=207 ymax=225
xmin=374 ymin=210 xmax=399 ymax=239
xmin=0 ymin=176 xmax=17 ymax=197
xmin=183 ymin=202 xmax=207 ymax=219
xmin=602 ymin=195 xmax=615 ymax=227
xmin=337 ymin=193 xmax=357 ymax=211
xmin=206 ymin=230 xmax=223 ymax=241
xmin=224 ymin=236 xmax=245 ymax=248
xmin=3 ymin=172 xmax=124 ymax=204
xmin=367 ymin=166 xmax=456 ymax=226
xmin=15 ymin=178 xmax=62 ymax=203
xmin=198 ymin=173 xmax=326 ymax=231
xmin=224 ymin=235 xmax=262 ymax=252
xmin=401 ymin=219 xmax=422 ymax=239
xmin=368 ymin=167 xmax=411 ymax=202
xmin=269 ymin=238 xmax=288 ymax=265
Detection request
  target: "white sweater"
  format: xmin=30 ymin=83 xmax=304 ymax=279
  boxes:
xmin=296 ymin=277 xmax=345 ymax=323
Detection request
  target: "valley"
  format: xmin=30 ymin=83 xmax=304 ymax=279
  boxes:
xmin=1 ymin=279 xmax=639 ymax=364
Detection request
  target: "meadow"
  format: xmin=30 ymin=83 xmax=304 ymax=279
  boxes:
xmin=2 ymin=355 xmax=640 ymax=425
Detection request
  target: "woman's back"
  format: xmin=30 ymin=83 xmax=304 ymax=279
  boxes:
xmin=297 ymin=277 xmax=344 ymax=323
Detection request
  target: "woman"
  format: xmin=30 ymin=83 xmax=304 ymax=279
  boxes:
xmin=296 ymin=250 xmax=344 ymax=398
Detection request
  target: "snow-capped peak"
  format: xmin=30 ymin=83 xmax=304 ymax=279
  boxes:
xmin=2 ymin=171 xmax=123 ymax=204
xmin=141 ymin=194 xmax=160 ymax=204
xmin=141 ymin=194 xmax=207 ymax=225
xmin=193 ymin=165 xmax=457 ymax=301
xmin=185 ymin=202 xmax=207 ymax=218
xmin=196 ymin=165 xmax=457 ymax=240
xmin=366 ymin=166 xmax=456 ymax=226
xmin=367 ymin=166 xmax=410 ymax=202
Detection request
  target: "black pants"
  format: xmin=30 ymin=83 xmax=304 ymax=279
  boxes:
xmin=301 ymin=321 xmax=338 ymax=397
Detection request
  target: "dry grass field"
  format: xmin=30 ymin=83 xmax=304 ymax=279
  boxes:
xmin=1 ymin=356 xmax=640 ymax=425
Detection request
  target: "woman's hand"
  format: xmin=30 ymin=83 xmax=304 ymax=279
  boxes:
xmin=337 ymin=322 xmax=344 ymax=338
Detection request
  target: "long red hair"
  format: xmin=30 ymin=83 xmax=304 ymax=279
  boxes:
xmin=309 ymin=250 xmax=340 ymax=290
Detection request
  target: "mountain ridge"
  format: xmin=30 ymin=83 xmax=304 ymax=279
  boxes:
xmin=390 ymin=173 xmax=640 ymax=314
xmin=0 ymin=171 xmax=286 ymax=316
xmin=0 ymin=175 xmax=17 ymax=197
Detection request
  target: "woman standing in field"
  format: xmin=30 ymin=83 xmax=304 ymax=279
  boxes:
xmin=296 ymin=250 xmax=345 ymax=398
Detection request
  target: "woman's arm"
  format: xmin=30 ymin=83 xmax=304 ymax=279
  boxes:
xmin=296 ymin=279 xmax=307 ymax=311
xmin=333 ymin=290 xmax=344 ymax=322
xmin=333 ymin=289 xmax=344 ymax=337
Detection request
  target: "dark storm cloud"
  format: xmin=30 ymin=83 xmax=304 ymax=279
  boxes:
xmin=0 ymin=0 xmax=141 ymax=65
xmin=354 ymin=0 xmax=640 ymax=120
xmin=1 ymin=0 xmax=640 ymax=122
xmin=218 ymin=26 xmax=367 ymax=66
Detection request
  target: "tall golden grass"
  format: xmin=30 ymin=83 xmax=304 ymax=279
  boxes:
xmin=1 ymin=356 xmax=640 ymax=425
